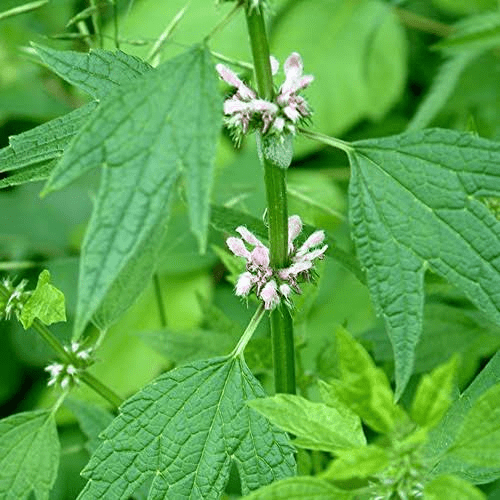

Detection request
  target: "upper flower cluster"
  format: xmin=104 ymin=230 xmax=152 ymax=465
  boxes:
xmin=226 ymin=215 xmax=327 ymax=309
xmin=216 ymin=52 xmax=313 ymax=143
xmin=0 ymin=277 xmax=30 ymax=321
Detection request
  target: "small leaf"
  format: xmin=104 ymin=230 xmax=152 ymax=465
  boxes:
xmin=78 ymin=356 xmax=295 ymax=499
xmin=321 ymin=445 xmax=390 ymax=481
xmin=448 ymin=383 xmax=500 ymax=468
xmin=64 ymin=398 xmax=114 ymax=454
xmin=19 ymin=270 xmax=66 ymax=329
xmin=0 ymin=410 xmax=60 ymax=500
xmin=411 ymin=355 xmax=458 ymax=429
xmin=256 ymin=133 xmax=294 ymax=170
xmin=241 ymin=476 xmax=354 ymax=500
xmin=249 ymin=394 xmax=366 ymax=453
xmin=322 ymin=327 xmax=405 ymax=434
xmin=348 ymin=128 xmax=500 ymax=397
xmin=424 ymin=475 xmax=486 ymax=500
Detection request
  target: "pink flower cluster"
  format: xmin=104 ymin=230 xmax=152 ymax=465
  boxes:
xmin=216 ymin=52 xmax=313 ymax=142
xmin=226 ymin=215 xmax=327 ymax=309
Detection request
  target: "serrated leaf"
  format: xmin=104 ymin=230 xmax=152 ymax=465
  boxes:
xmin=411 ymin=356 xmax=458 ymax=429
xmin=426 ymin=351 xmax=500 ymax=483
xmin=348 ymin=128 xmax=500 ymax=397
xmin=0 ymin=410 xmax=60 ymax=500
xmin=0 ymin=103 xmax=97 ymax=174
xmin=241 ymin=476 xmax=354 ymax=500
xmin=64 ymin=398 xmax=114 ymax=454
xmin=32 ymin=44 xmax=152 ymax=100
xmin=249 ymin=394 xmax=365 ymax=454
xmin=321 ymin=444 xmax=390 ymax=481
xmin=0 ymin=161 xmax=55 ymax=189
xmin=40 ymin=45 xmax=221 ymax=337
xmin=19 ymin=270 xmax=66 ymax=329
xmin=424 ymin=475 xmax=486 ymax=500
xmin=78 ymin=356 xmax=295 ymax=499
xmin=322 ymin=327 xmax=405 ymax=434
xmin=447 ymin=383 xmax=500 ymax=468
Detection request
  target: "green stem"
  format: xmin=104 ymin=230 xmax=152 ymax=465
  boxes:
xmin=79 ymin=372 xmax=123 ymax=409
xmin=153 ymin=273 xmax=167 ymax=328
xmin=231 ymin=303 xmax=265 ymax=357
xmin=245 ymin=4 xmax=296 ymax=395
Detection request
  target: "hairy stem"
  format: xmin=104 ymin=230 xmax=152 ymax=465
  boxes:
xmin=245 ymin=4 xmax=296 ymax=394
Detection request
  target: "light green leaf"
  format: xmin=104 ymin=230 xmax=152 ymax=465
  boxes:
xmin=321 ymin=444 xmax=390 ymax=481
xmin=40 ymin=45 xmax=221 ymax=337
xmin=0 ymin=103 xmax=97 ymax=174
xmin=19 ymin=270 xmax=66 ymax=329
xmin=426 ymin=351 xmax=500 ymax=483
xmin=424 ymin=475 xmax=486 ymax=500
xmin=448 ymin=383 xmax=500 ymax=468
xmin=411 ymin=356 xmax=458 ymax=429
xmin=64 ymin=398 xmax=114 ymax=454
xmin=249 ymin=394 xmax=365 ymax=453
xmin=78 ymin=356 xmax=295 ymax=499
xmin=0 ymin=410 xmax=60 ymax=500
xmin=434 ymin=12 xmax=500 ymax=54
xmin=271 ymin=0 xmax=406 ymax=156
xmin=322 ymin=327 xmax=405 ymax=434
xmin=348 ymin=128 xmax=500 ymax=397
xmin=32 ymin=44 xmax=152 ymax=100
xmin=241 ymin=476 xmax=354 ymax=500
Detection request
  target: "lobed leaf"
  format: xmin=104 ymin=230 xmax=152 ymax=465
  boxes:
xmin=348 ymin=128 xmax=500 ymax=397
xmin=0 ymin=410 xmax=60 ymax=500
xmin=19 ymin=269 xmax=66 ymax=329
xmin=38 ymin=45 xmax=221 ymax=337
xmin=78 ymin=356 xmax=295 ymax=499
xmin=248 ymin=394 xmax=366 ymax=454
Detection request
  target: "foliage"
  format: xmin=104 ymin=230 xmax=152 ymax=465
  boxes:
xmin=0 ymin=0 xmax=500 ymax=499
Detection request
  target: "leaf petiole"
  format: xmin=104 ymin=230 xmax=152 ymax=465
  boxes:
xmin=231 ymin=303 xmax=266 ymax=358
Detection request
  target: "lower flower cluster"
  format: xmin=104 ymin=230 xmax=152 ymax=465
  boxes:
xmin=226 ymin=215 xmax=327 ymax=309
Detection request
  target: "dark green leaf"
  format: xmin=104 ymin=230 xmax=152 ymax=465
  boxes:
xmin=78 ymin=356 xmax=295 ymax=499
xmin=348 ymin=129 xmax=500 ymax=396
xmin=0 ymin=410 xmax=60 ymax=500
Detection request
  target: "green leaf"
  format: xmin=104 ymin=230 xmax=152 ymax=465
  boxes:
xmin=321 ymin=444 xmax=390 ymax=481
xmin=407 ymin=51 xmax=480 ymax=131
xmin=348 ymin=128 xmax=500 ymax=397
xmin=448 ymin=383 xmax=500 ymax=468
xmin=0 ymin=410 xmax=60 ymax=500
xmin=19 ymin=270 xmax=66 ymax=329
xmin=248 ymin=394 xmax=366 ymax=454
xmin=40 ymin=45 xmax=221 ymax=336
xmin=426 ymin=351 xmax=500 ymax=483
xmin=78 ymin=356 xmax=295 ymax=499
xmin=431 ymin=0 xmax=496 ymax=15
xmin=321 ymin=327 xmax=405 ymax=434
xmin=424 ymin=475 xmax=486 ymax=500
xmin=64 ymin=398 xmax=114 ymax=454
xmin=411 ymin=356 xmax=458 ymax=429
xmin=0 ymin=103 xmax=97 ymax=174
xmin=241 ymin=476 xmax=354 ymax=500
xmin=32 ymin=44 xmax=152 ymax=100
xmin=434 ymin=13 xmax=500 ymax=54
xmin=0 ymin=161 xmax=55 ymax=189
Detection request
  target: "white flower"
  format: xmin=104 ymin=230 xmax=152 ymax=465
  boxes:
xmin=226 ymin=215 xmax=327 ymax=309
xmin=216 ymin=52 xmax=313 ymax=143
